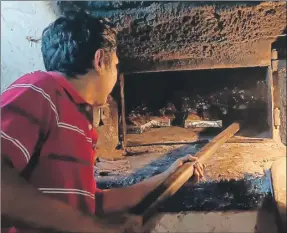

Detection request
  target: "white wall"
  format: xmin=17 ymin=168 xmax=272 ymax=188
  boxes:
xmin=1 ymin=1 xmax=57 ymax=92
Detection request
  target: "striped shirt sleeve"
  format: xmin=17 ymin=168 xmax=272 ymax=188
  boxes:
xmin=1 ymin=80 xmax=54 ymax=172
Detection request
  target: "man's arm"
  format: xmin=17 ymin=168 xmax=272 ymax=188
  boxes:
xmin=101 ymin=156 xmax=204 ymax=214
xmin=101 ymin=169 xmax=170 ymax=214
xmin=0 ymin=82 xmax=130 ymax=233
xmin=2 ymin=160 xmax=125 ymax=233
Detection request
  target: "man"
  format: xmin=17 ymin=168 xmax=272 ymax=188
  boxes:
xmin=1 ymin=12 xmax=204 ymax=233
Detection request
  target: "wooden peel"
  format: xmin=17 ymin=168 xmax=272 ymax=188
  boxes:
xmin=130 ymin=122 xmax=240 ymax=225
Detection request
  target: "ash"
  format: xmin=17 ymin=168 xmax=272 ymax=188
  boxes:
xmin=96 ymin=143 xmax=272 ymax=211
xmin=158 ymin=173 xmax=273 ymax=212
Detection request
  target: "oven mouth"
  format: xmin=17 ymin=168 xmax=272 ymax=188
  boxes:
xmin=122 ymin=66 xmax=272 ymax=146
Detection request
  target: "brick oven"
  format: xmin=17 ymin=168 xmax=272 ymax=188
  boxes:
xmin=55 ymin=1 xmax=286 ymax=158
xmin=54 ymin=2 xmax=287 ymax=232
xmin=53 ymin=1 xmax=286 ymax=152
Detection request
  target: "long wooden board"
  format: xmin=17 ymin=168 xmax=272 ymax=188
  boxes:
xmin=130 ymin=122 xmax=240 ymax=225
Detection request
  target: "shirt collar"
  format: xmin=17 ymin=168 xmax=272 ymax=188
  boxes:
xmin=48 ymin=72 xmax=87 ymax=104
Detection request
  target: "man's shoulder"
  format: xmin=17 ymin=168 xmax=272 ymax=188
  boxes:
xmin=1 ymin=71 xmax=62 ymax=105
xmin=3 ymin=71 xmax=63 ymax=95
xmin=9 ymin=71 xmax=58 ymax=89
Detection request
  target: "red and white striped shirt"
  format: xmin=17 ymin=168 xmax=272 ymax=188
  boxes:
xmin=1 ymin=71 xmax=102 ymax=231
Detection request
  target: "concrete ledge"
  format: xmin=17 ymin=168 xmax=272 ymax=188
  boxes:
xmin=271 ymin=157 xmax=286 ymax=232
xmin=150 ymin=210 xmax=278 ymax=233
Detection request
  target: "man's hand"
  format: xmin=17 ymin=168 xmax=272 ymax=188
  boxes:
xmin=167 ymin=155 xmax=205 ymax=183
xmin=101 ymin=155 xmax=205 ymax=215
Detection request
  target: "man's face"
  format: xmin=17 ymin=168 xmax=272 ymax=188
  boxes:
xmin=93 ymin=51 xmax=118 ymax=105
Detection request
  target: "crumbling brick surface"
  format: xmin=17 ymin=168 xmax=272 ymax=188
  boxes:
xmin=94 ymin=96 xmax=123 ymax=160
xmin=56 ymin=1 xmax=286 ymax=72
xmin=278 ymin=60 xmax=286 ymax=145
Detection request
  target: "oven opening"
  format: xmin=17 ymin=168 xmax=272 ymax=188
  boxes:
xmin=123 ymin=67 xmax=271 ymax=146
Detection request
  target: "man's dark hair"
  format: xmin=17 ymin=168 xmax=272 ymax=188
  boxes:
xmin=41 ymin=12 xmax=117 ymax=78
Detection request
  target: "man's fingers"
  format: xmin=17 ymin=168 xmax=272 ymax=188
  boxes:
xmin=194 ymin=169 xmax=200 ymax=177
xmin=196 ymin=165 xmax=204 ymax=178
xmin=181 ymin=155 xmax=205 ymax=176
xmin=182 ymin=154 xmax=197 ymax=163
xmin=191 ymin=170 xmax=200 ymax=184
xmin=193 ymin=162 xmax=204 ymax=178
xmin=198 ymin=163 xmax=204 ymax=175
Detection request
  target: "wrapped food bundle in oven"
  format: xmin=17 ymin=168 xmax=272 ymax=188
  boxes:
xmin=127 ymin=102 xmax=172 ymax=134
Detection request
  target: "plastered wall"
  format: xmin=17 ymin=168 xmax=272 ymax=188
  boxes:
xmin=1 ymin=1 xmax=56 ymax=92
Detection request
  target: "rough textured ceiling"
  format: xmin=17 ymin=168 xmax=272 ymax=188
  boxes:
xmin=56 ymin=1 xmax=286 ymax=73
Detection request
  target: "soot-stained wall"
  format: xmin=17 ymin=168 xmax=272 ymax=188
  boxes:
xmin=56 ymin=1 xmax=286 ymax=73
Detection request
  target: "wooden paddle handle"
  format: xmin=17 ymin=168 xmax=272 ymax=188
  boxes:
xmin=130 ymin=122 xmax=240 ymax=224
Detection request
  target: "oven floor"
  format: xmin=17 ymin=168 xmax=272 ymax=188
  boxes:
xmin=126 ymin=127 xmax=200 ymax=146
xmin=128 ymin=141 xmax=285 ymax=181
xmin=96 ymin=141 xmax=286 ymax=233
xmin=126 ymin=126 xmax=271 ymax=147
xmin=96 ymin=140 xmax=286 ymax=181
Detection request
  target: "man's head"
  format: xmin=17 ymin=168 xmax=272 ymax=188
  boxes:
xmin=41 ymin=12 xmax=118 ymax=105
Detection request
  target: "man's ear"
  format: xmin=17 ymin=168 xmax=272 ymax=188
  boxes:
xmin=94 ymin=49 xmax=105 ymax=71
